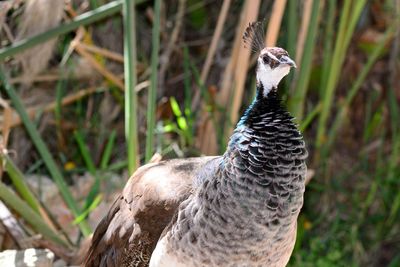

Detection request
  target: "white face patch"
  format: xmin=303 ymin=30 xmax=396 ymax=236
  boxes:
xmin=256 ymin=57 xmax=291 ymax=97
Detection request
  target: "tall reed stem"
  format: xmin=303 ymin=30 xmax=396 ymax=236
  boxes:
xmin=145 ymin=0 xmax=161 ymax=162
xmin=123 ymin=0 xmax=139 ymax=174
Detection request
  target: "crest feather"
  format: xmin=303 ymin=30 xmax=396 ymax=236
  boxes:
xmin=242 ymin=21 xmax=266 ymax=53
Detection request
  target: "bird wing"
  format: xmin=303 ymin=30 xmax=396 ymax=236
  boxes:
xmin=84 ymin=156 xmax=221 ymax=267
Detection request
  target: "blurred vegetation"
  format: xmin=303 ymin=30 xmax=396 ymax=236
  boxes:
xmin=0 ymin=0 xmax=399 ymax=266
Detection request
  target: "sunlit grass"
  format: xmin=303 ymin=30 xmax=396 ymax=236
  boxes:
xmin=123 ymin=0 xmax=139 ymax=174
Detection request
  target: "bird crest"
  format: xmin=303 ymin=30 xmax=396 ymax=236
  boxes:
xmin=243 ymin=20 xmax=266 ymax=53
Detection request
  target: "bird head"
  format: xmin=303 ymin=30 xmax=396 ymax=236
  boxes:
xmin=243 ymin=21 xmax=296 ymax=97
xmin=256 ymin=47 xmax=296 ymax=96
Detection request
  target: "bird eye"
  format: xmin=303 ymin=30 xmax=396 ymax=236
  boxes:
xmin=262 ymin=55 xmax=270 ymax=64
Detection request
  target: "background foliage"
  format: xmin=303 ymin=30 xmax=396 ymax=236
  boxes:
xmin=0 ymin=0 xmax=399 ymax=266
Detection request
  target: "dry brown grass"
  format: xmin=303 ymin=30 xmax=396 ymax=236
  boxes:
xmin=226 ymin=0 xmax=261 ymax=135
xmin=295 ymin=0 xmax=312 ymax=65
xmin=197 ymin=0 xmax=287 ymax=154
xmin=195 ymin=0 xmax=232 ymax=154
xmin=265 ymin=0 xmax=287 ymax=47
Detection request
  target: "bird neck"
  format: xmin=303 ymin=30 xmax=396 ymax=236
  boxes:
xmin=223 ymin=83 xmax=304 ymax=189
xmin=235 ymin=85 xmax=286 ymax=130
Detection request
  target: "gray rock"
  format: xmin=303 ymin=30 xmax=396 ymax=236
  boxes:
xmin=0 ymin=249 xmax=54 ymax=267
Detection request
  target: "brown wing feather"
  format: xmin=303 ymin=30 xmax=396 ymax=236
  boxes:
xmin=84 ymin=157 xmax=220 ymax=267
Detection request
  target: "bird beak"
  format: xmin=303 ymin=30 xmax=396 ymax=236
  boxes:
xmin=279 ymin=55 xmax=297 ymax=68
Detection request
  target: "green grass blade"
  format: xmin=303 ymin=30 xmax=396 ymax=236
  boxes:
xmin=73 ymin=130 xmax=101 ymax=214
xmin=191 ymin=64 xmax=208 ymax=103
xmin=170 ymin=97 xmax=183 ymax=117
xmin=107 ymin=160 xmax=128 ymax=172
xmin=145 ymin=0 xmax=161 ymax=162
xmin=123 ymin=0 xmax=139 ymax=174
xmin=325 ymin=27 xmax=394 ymax=150
xmin=387 ymin=87 xmax=400 ymax=181
xmin=388 ymin=85 xmax=399 ymax=135
xmin=0 ymin=182 xmax=69 ymax=247
xmin=316 ymin=0 xmax=366 ymax=149
xmin=319 ymin=0 xmax=336 ymax=97
xmin=90 ymin=0 xmax=100 ymax=9
xmin=55 ymin=80 xmax=64 ymax=143
xmin=187 ymin=55 xmax=224 ymax=150
xmin=300 ymin=102 xmax=321 ymax=132
xmin=363 ymin=91 xmax=383 ymax=142
xmin=0 ymin=67 xmax=92 ymax=236
xmin=343 ymin=1 xmax=369 ymax=55
xmin=100 ymin=129 xmax=117 ymax=170
xmin=183 ymin=46 xmax=194 ymax=132
xmin=388 ymin=182 xmax=400 ymax=225
xmin=0 ymin=154 xmax=41 ymax=214
xmin=289 ymin=0 xmax=321 ymax=120
xmin=284 ymin=0 xmax=298 ymax=91
xmin=388 ymin=255 xmax=400 ymax=267
xmin=316 ymin=0 xmax=352 ymax=149
xmin=74 ymin=130 xmax=97 ymax=174
xmin=360 ymin=123 xmax=385 ymax=217
xmin=286 ymin=0 xmax=297 ymax=60
xmin=73 ymin=194 xmax=102 ymax=224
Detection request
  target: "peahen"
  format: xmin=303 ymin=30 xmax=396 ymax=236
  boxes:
xmin=84 ymin=22 xmax=308 ymax=267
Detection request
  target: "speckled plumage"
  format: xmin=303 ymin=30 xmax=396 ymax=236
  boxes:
xmin=151 ymin=89 xmax=307 ymax=267
xmin=84 ymin=45 xmax=307 ymax=267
